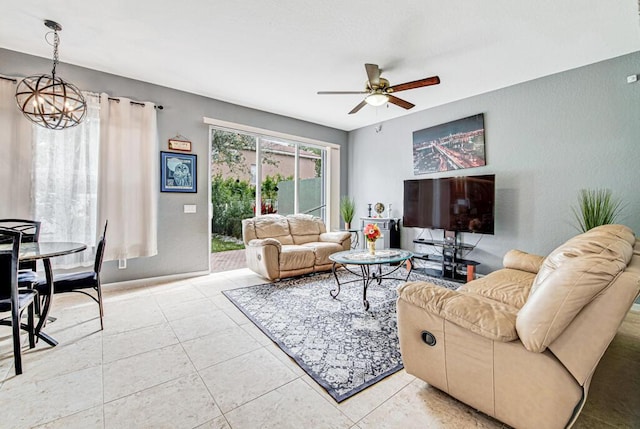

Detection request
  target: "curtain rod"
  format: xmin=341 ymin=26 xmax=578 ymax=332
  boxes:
xmin=108 ymin=97 xmax=164 ymax=110
xmin=1 ymin=75 xmax=163 ymax=110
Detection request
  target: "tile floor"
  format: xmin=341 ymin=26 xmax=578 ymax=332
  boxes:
xmin=0 ymin=269 xmax=637 ymax=429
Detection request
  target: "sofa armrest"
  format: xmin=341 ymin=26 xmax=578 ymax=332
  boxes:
xmin=502 ymin=249 xmax=545 ymax=274
xmin=397 ymin=281 xmax=519 ymax=342
xmin=245 ymin=238 xmax=281 ymax=280
xmin=247 ymin=238 xmax=282 ymax=252
xmin=319 ymin=231 xmax=351 ymax=245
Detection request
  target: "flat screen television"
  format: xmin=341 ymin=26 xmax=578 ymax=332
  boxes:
xmin=403 ymin=174 xmax=495 ymax=234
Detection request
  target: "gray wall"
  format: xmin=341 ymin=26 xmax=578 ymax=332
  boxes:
xmin=0 ymin=48 xmax=348 ymax=282
xmin=348 ymin=51 xmax=640 ymax=273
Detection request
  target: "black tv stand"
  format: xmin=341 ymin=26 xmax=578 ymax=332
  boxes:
xmin=412 ymin=232 xmax=479 ymax=283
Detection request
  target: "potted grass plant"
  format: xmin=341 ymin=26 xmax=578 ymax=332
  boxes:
xmin=340 ymin=196 xmax=356 ymax=230
xmin=572 ymin=188 xmax=624 ymax=232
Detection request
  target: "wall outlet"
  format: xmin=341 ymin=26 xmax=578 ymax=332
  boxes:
xmin=627 ymin=74 xmax=638 ymax=83
xmin=118 ymin=258 xmax=127 ymax=269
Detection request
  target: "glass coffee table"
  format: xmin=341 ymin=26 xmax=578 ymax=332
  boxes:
xmin=329 ymin=248 xmax=414 ymax=310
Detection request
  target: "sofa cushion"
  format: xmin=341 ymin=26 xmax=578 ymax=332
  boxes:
xmin=254 ymin=215 xmax=294 ymax=245
xmin=280 ymin=245 xmax=315 ymax=271
xmin=458 ymin=268 xmax=536 ymax=310
xmin=301 ymin=241 xmax=344 ymax=266
xmin=288 ymin=214 xmax=323 ymax=245
xmin=517 ymin=226 xmax=633 ymax=353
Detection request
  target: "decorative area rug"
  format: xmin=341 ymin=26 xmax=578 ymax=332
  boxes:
xmin=223 ymin=269 xmax=459 ymax=402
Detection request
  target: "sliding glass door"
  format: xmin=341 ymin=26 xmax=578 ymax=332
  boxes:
xmin=210 ymin=127 xmax=327 ymax=242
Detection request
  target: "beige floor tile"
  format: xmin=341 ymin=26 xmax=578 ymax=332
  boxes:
xmin=102 ymin=298 xmax=167 ymax=335
xmin=103 ymin=343 xmax=195 ymax=402
xmin=264 ymin=342 xmax=307 ymax=377
xmin=225 ymin=378 xmax=354 ymax=429
xmin=200 ymin=347 xmax=298 ymax=413
xmin=301 ymin=368 xmax=416 ymax=423
xmin=157 ymin=296 xmax=221 ymax=321
xmin=239 ymin=320 xmax=274 ymax=346
xmin=191 ymin=273 xmax=236 ymax=287
xmin=579 ymin=352 xmax=640 ymax=426
xmin=219 ymin=301 xmax=252 ymax=324
xmin=193 ymin=279 xmax=239 ymax=297
xmin=43 ymin=315 xmax=103 ymax=345
xmin=208 ymin=293 xmax=237 ymax=310
xmin=102 ymin=322 xmax=179 ymax=363
xmin=145 ymin=278 xmax=195 ymax=293
xmin=358 ymin=379 xmax=502 ymax=429
xmin=572 ymin=412 xmax=617 ymax=429
xmin=34 ymin=405 xmax=104 ymax=429
xmin=168 ymin=310 xmax=237 ymax=342
xmin=103 ymin=283 xmax=152 ymax=300
xmin=182 ymin=326 xmax=262 ymax=370
xmin=104 ymin=372 xmax=220 ymax=429
xmin=0 ymin=365 xmax=102 ymax=429
xmin=195 ymin=415 xmax=232 ymax=429
xmin=1 ymin=334 xmax=102 ymax=388
xmin=152 ymin=283 xmax=207 ymax=307
xmin=223 ymin=270 xmax=268 ymax=288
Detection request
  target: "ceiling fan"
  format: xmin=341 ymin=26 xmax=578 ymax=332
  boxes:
xmin=317 ymin=63 xmax=440 ymax=114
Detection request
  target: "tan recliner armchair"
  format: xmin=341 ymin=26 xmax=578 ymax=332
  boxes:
xmin=242 ymin=214 xmax=351 ymax=280
xmin=397 ymin=224 xmax=640 ymax=429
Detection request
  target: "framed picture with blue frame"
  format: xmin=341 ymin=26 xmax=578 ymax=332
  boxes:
xmin=160 ymin=151 xmax=197 ymax=193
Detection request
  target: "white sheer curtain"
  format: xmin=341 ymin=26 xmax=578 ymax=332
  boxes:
xmin=32 ymin=92 xmax=101 ymax=266
xmin=98 ymin=95 xmax=158 ymax=261
xmin=0 ymin=78 xmax=32 ymax=218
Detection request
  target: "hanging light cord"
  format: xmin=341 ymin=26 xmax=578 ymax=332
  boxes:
xmin=51 ymin=31 xmax=59 ymax=77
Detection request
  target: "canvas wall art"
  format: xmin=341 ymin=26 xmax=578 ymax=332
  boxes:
xmin=412 ymin=113 xmax=486 ymax=174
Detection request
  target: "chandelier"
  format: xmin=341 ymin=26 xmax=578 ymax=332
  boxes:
xmin=15 ymin=20 xmax=86 ymax=130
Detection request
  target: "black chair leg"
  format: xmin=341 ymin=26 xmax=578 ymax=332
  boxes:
xmin=96 ymin=282 xmax=104 ymax=330
xmin=12 ymin=308 xmax=22 ymax=375
xmin=27 ymin=303 xmax=36 ymax=348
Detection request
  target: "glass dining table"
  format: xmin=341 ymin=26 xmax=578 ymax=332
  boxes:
xmin=6 ymin=241 xmax=87 ymax=346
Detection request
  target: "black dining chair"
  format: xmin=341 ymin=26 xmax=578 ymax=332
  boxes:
xmin=0 ymin=227 xmax=37 ymax=375
xmin=0 ymin=219 xmax=41 ymax=272
xmin=34 ymin=221 xmax=108 ymax=330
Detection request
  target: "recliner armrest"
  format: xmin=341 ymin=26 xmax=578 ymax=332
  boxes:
xmin=502 ymin=249 xmax=545 ymax=274
xmin=397 ymin=281 xmax=519 ymax=342
xmin=319 ymin=232 xmax=351 ymax=245
xmin=248 ymin=238 xmax=282 ymax=252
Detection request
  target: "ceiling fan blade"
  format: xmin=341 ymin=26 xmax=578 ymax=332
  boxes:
xmin=389 ymin=76 xmax=440 ymax=92
xmin=365 ymin=63 xmax=380 ymax=87
xmin=348 ymin=100 xmax=368 ymax=115
xmin=317 ymin=91 xmax=368 ymax=95
xmin=387 ymin=95 xmax=415 ymax=110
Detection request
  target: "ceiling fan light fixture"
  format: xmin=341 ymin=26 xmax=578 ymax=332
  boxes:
xmin=365 ymin=93 xmax=389 ymax=107
xmin=15 ymin=20 xmax=87 ymax=130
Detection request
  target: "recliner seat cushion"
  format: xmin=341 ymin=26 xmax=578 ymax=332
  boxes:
xmin=457 ymin=268 xmax=535 ymax=309
xmin=279 ymin=245 xmax=315 ymax=271
xmin=301 ymin=242 xmax=343 ymax=266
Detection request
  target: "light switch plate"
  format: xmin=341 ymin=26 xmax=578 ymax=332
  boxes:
xmin=184 ymin=204 xmax=197 ymax=213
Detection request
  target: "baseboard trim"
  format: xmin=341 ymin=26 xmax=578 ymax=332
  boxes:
xmin=103 ymin=270 xmax=211 ymax=291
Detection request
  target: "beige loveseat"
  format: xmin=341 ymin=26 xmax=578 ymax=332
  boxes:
xmin=397 ymin=224 xmax=640 ymax=429
xmin=242 ymin=214 xmax=351 ymax=280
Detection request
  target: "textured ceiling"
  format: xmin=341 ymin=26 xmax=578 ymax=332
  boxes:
xmin=1 ymin=0 xmax=639 ymax=131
